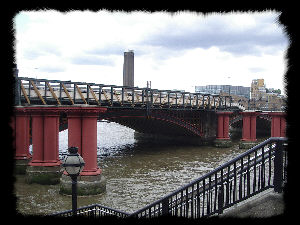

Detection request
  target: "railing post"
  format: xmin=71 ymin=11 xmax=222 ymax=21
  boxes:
xmin=150 ymin=90 xmax=153 ymax=107
xmin=87 ymin=84 xmax=90 ymax=104
xmin=142 ymin=89 xmax=144 ymax=106
xmin=132 ymin=88 xmax=135 ymax=106
xmin=111 ymin=86 xmax=114 ymax=106
xmin=121 ymin=87 xmax=124 ymax=106
xmin=162 ymin=198 xmax=169 ymax=216
xmin=59 ymin=82 xmax=62 ymax=103
xmin=73 ymin=83 xmax=76 ymax=104
xmin=274 ymin=139 xmax=284 ymax=193
xmin=159 ymin=91 xmax=162 ymax=105
xmin=218 ymin=184 xmax=224 ymax=214
xmin=98 ymin=85 xmax=102 ymax=105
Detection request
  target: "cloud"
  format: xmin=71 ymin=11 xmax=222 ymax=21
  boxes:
xmin=248 ymin=67 xmax=266 ymax=73
xmin=70 ymin=54 xmax=115 ymax=66
xmin=14 ymin=10 xmax=288 ymax=95
xmin=39 ymin=64 xmax=65 ymax=73
xmin=85 ymin=44 xmax=125 ymax=56
xmin=22 ymin=43 xmax=61 ymax=60
xmin=139 ymin=12 xmax=288 ymax=57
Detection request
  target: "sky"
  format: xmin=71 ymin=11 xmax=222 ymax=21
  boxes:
xmin=13 ymin=10 xmax=289 ymax=95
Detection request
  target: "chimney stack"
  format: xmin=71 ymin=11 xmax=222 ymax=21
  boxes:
xmin=123 ymin=50 xmax=134 ymax=87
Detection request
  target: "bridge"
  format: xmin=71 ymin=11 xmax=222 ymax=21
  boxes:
xmin=12 ymin=75 xmax=286 ymax=195
xmin=12 ymin=73 xmax=288 ymax=217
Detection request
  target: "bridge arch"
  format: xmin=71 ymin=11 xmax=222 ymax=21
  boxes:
xmin=99 ymin=109 xmax=204 ymax=138
xmin=229 ymin=112 xmax=271 ymax=140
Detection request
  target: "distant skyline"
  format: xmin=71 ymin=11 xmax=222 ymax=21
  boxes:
xmin=14 ymin=10 xmax=289 ymax=95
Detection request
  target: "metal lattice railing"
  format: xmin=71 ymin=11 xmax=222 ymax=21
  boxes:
xmin=15 ymin=77 xmax=242 ymax=110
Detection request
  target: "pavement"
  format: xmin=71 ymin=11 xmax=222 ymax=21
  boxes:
xmin=219 ymin=188 xmax=284 ymax=218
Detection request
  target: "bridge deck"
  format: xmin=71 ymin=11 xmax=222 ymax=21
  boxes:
xmin=15 ymin=77 xmax=245 ymax=111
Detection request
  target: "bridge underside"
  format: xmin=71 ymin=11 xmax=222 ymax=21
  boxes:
xmin=99 ymin=108 xmax=218 ymax=143
xmin=230 ymin=116 xmax=271 ymax=140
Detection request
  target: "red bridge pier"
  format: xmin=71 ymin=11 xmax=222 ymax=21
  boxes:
xmin=12 ymin=110 xmax=31 ymax=174
xmin=239 ymin=111 xmax=258 ymax=149
xmin=13 ymin=106 xmax=107 ymax=195
xmin=60 ymin=108 xmax=106 ymax=195
xmin=214 ymin=111 xmax=233 ymax=147
xmin=214 ymin=111 xmax=286 ymax=149
xmin=270 ymin=112 xmax=286 ymax=138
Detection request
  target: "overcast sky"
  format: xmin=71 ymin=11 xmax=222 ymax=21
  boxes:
xmin=14 ymin=10 xmax=289 ymax=95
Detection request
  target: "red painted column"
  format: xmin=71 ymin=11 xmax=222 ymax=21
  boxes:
xmin=280 ymin=116 xmax=286 ymax=137
xmin=217 ymin=113 xmax=224 ymax=139
xmin=43 ymin=113 xmax=60 ymax=165
xmin=67 ymin=109 xmax=101 ymax=176
xmin=241 ymin=112 xmax=257 ymax=142
xmin=250 ymin=114 xmax=257 ymax=141
xmin=242 ymin=114 xmax=250 ymax=141
xmin=29 ymin=111 xmax=61 ymax=167
xmin=271 ymin=112 xmax=286 ymax=137
xmin=216 ymin=112 xmax=232 ymax=139
xmin=10 ymin=116 xmax=16 ymax=150
xmin=29 ymin=113 xmax=44 ymax=165
xmin=68 ymin=115 xmax=82 ymax=155
xmin=14 ymin=113 xmax=31 ymax=160
xmin=81 ymin=115 xmax=101 ymax=176
xmin=223 ymin=113 xmax=230 ymax=139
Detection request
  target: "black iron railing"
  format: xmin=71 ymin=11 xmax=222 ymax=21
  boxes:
xmin=51 ymin=204 xmax=130 ymax=218
xmin=129 ymin=137 xmax=287 ymax=218
xmin=52 ymin=137 xmax=287 ymax=218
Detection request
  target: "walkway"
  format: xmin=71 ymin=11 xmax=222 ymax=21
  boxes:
xmin=220 ymin=188 xmax=284 ymax=217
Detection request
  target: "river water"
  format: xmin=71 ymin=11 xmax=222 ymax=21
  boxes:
xmin=14 ymin=121 xmax=263 ymax=215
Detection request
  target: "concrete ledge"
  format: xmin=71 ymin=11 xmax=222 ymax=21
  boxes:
xmin=59 ymin=173 xmax=106 ymax=196
xmin=15 ymin=159 xmax=31 ymax=175
xmin=26 ymin=165 xmax=61 ymax=185
xmin=239 ymin=141 xmax=257 ymax=149
xmin=214 ymin=139 xmax=233 ymax=148
xmin=220 ymin=189 xmax=284 ymax=218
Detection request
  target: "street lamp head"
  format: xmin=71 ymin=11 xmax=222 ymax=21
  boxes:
xmin=62 ymin=147 xmax=85 ymax=177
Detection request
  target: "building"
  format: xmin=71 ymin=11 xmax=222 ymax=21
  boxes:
xmin=123 ymin=50 xmax=134 ymax=87
xmin=251 ymin=79 xmax=266 ymax=100
xmin=195 ymin=85 xmax=250 ymax=99
xmin=250 ymin=78 xmax=285 ymax=111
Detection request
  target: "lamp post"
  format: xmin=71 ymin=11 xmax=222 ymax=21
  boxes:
xmin=62 ymin=147 xmax=85 ymax=217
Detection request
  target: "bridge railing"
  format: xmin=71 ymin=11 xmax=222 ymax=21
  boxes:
xmin=15 ymin=77 xmax=238 ymax=110
xmin=51 ymin=137 xmax=287 ymax=218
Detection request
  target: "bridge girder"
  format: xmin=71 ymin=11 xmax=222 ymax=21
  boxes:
xmin=99 ymin=108 xmax=218 ymax=139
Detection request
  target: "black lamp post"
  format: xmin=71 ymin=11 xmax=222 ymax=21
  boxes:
xmin=62 ymin=147 xmax=85 ymax=217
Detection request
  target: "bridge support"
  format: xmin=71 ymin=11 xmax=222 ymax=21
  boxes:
xmin=239 ymin=111 xmax=257 ymax=149
xmin=25 ymin=109 xmax=62 ymax=184
xmin=60 ymin=107 xmax=106 ymax=196
xmin=214 ymin=112 xmax=233 ymax=148
xmin=270 ymin=112 xmax=286 ymax=137
xmin=12 ymin=110 xmax=31 ymax=174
